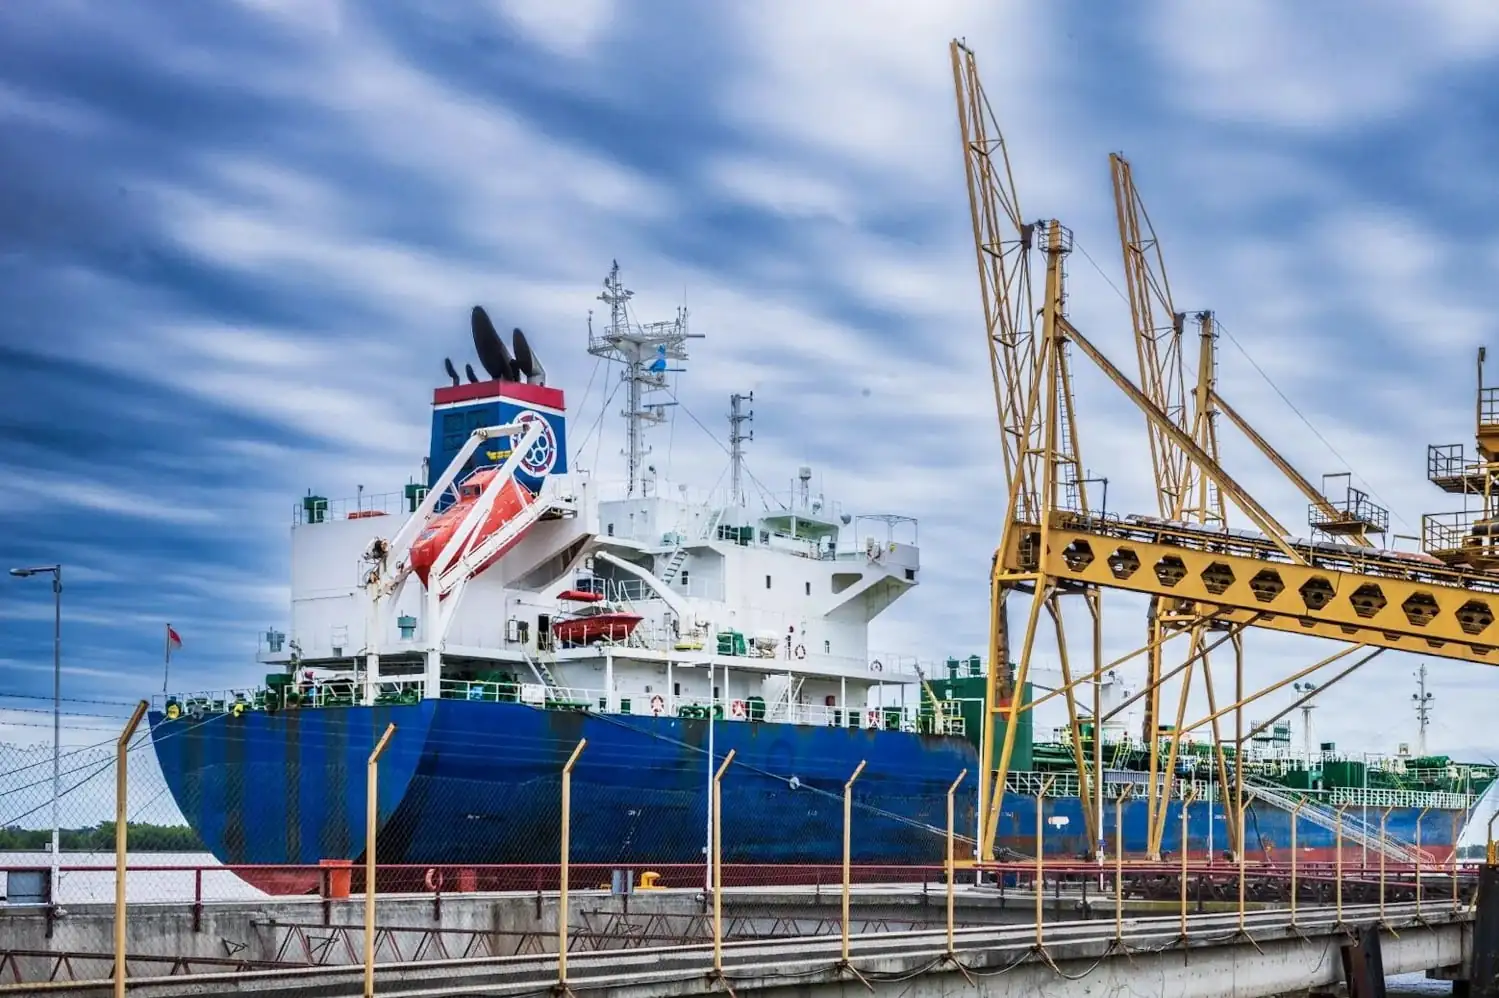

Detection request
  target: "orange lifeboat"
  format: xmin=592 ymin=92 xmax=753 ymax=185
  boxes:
xmin=409 ymin=468 xmax=537 ymax=589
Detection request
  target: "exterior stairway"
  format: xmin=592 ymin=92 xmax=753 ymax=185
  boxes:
xmin=1242 ymin=776 xmax=1435 ymax=864
xmin=660 ymin=507 xmax=726 ymax=586
xmin=519 ymin=647 xmax=561 ymax=690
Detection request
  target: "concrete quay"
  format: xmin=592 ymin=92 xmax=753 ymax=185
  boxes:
xmin=3 ymin=900 xmax=1472 ymax=998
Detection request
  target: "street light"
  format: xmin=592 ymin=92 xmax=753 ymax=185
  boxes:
xmin=10 ymin=565 xmax=62 ymax=901
xmin=1292 ymin=681 xmax=1319 ymax=771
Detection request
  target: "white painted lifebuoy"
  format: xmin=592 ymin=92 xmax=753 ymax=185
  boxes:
xmin=650 ymin=694 xmax=665 ymax=716
xmin=870 ymin=660 xmax=883 ymax=672
xmin=866 ymin=709 xmax=879 ymax=728
xmin=794 ymin=644 xmax=806 ymax=660
xmin=731 ymin=699 xmax=747 ymax=718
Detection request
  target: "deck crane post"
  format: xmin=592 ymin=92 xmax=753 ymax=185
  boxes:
xmin=951 ymin=38 xmax=1100 ymax=860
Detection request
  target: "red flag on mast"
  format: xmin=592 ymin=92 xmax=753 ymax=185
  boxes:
xmin=164 ymin=624 xmax=183 ymax=694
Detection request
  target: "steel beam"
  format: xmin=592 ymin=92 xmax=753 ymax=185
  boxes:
xmin=1019 ymin=521 xmax=1499 ymax=662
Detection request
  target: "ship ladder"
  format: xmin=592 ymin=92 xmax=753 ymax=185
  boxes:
xmin=519 ymin=648 xmax=561 ymax=690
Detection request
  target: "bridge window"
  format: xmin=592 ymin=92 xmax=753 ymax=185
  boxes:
xmin=766 ymin=575 xmax=772 ymax=589
xmin=805 ymin=581 xmax=811 ymax=595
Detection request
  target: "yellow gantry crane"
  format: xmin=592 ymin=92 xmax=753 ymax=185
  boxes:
xmin=951 ymin=38 xmax=1101 ymax=857
xmin=1111 ymin=153 xmax=1238 ymax=859
xmin=1109 ymin=155 xmax=1393 ymax=858
xmin=954 ymin=39 xmax=1499 ymax=867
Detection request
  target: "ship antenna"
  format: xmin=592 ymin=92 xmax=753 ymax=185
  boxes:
xmin=729 ymin=391 xmax=754 ymax=506
xmin=588 ymin=261 xmax=703 ymax=496
xmin=1413 ymin=662 xmax=1434 ymax=756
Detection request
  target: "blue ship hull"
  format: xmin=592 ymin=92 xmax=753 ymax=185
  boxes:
xmin=148 ymin=700 xmax=1463 ymax=868
xmin=149 ymin=699 xmax=981 ymax=866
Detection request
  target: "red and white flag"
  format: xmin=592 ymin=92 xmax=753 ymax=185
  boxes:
xmin=164 ymin=624 xmax=183 ymax=694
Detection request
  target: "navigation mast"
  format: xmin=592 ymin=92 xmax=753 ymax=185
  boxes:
xmin=588 ymin=261 xmax=702 ymax=496
xmin=1413 ymin=662 xmax=1434 ymax=756
xmin=729 ymin=391 xmax=754 ymax=506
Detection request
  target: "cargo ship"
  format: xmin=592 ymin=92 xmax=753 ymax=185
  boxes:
xmin=148 ymin=263 xmax=1491 ymax=885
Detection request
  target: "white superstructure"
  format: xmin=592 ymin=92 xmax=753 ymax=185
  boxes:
xmin=266 ymin=264 xmax=947 ymax=731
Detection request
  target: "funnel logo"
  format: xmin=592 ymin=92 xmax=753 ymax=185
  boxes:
xmin=513 ymin=409 xmax=559 ymax=478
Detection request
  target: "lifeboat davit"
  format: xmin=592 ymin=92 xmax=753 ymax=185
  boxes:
xmin=409 ymin=468 xmax=537 ymax=589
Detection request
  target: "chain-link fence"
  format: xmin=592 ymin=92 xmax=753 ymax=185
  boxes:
xmin=0 ymin=702 xmax=1487 ymax=989
xmin=0 ymin=703 xmax=979 ymax=981
xmin=2 ymin=709 xmax=973 ymax=895
xmin=0 ymin=706 xmax=260 ymax=910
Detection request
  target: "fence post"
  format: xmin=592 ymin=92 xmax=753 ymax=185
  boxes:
xmin=1236 ymin=803 xmax=1247 ymax=935
xmin=1415 ymin=807 xmax=1430 ymax=919
xmin=1455 ymin=812 xmax=1464 ymax=912
xmin=840 ymin=760 xmax=867 ymax=970
xmin=1379 ymin=806 xmax=1393 ymax=923
xmin=711 ymin=748 xmax=736 ymax=983
xmin=1290 ymin=798 xmax=1307 ymax=928
xmin=557 ymin=738 xmax=586 ymax=994
xmin=364 ymin=723 xmax=396 ymax=998
xmin=114 ymin=701 xmax=148 ymax=998
xmin=1336 ymin=803 xmax=1350 ymax=924
xmin=1114 ymin=785 xmax=1131 ymax=946
xmin=1036 ymin=776 xmax=1054 ymax=950
xmin=1179 ymin=788 xmax=1196 ymax=941
xmin=945 ymin=768 xmax=968 ymax=958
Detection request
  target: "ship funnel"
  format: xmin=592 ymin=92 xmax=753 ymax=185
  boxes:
xmin=512 ymin=327 xmax=547 ymax=386
xmin=464 ymin=363 xmax=480 ymax=384
xmin=471 ymin=306 xmax=517 ymax=381
xmin=442 ymin=357 xmax=460 ymax=387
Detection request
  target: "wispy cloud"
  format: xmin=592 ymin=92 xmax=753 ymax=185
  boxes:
xmin=1 ymin=0 xmax=1497 ymax=763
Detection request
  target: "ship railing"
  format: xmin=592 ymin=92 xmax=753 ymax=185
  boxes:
xmin=293 ymin=490 xmax=409 ymax=524
xmin=1329 ymin=786 xmax=1473 ymax=811
xmin=595 ymin=478 xmax=727 ymax=508
xmin=154 ymin=673 xmax=427 ymax=716
xmin=1006 ymin=771 xmax=1217 ymax=801
xmin=435 ymin=679 xmax=963 ymax=733
xmin=597 ymin=576 xmax=727 ymax=606
xmin=157 ymin=673 xmax=969 ymax=734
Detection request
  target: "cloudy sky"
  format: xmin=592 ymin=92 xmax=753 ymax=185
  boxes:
xmin=2 ymin=0 xmax=1498 ymax=766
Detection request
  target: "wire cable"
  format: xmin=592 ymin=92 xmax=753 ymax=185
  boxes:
xmin=1073 ymin=234 xmax=1408 ymax=532
xmin=1214 ymin=318 xmax=1410 ymax=531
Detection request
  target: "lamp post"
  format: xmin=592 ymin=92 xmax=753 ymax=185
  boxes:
xmin=10 ymin=564 xmax=62 ymax=898
xmin=1292 ymin=681 xmax=1318 ymax=770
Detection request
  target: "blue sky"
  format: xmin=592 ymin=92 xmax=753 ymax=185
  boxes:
xmin=3 ymin=0 xmax=1499 ymax=763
